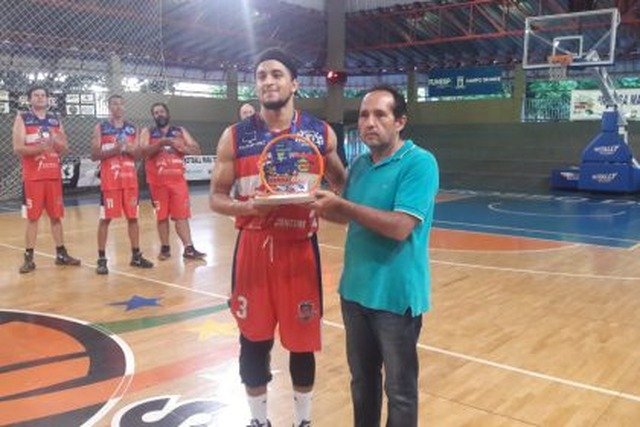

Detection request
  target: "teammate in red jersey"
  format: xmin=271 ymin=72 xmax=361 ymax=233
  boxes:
xmin=12 ymin=86 xmax=81 ymax=274
xmin=90 ymin=95 xmax=153 ymax=275
xmin=140 ymin=102 xmax=206 ymax=261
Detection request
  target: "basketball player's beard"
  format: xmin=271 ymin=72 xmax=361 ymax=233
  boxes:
xmin=262 ymin=93 xmax=293 ymax=111
xmin=155 ymin=116 xmax=169 ymax=128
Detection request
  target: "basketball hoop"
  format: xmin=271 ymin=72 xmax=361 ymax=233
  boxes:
xmin=548 ymin=54 xmax=573 ymax=81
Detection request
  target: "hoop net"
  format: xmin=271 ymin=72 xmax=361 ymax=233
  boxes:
xmin=548 ymin=54 xmax=573 ymax=81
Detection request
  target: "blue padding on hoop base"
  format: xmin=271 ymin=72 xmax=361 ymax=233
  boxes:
xmin=601 ymin=110 xmax=618 ymax=132
xmin=551 ymin=167 xmax=580 ymax=190
xmin=578 ymin=163 xmax=640 ymax=192
xmin=581 ymin=132 xmax=632 ymax=163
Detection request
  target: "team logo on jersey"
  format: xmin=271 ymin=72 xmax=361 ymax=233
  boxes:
xmin=39 ymin=126 xmax=51 ymax=141
xmin=239 ymin=130 xmax=262 ymax=154
xmin=297 ymin=301 xmax=318 ymax=321
xmin=297 ymin=130 xmax=324 ymax=148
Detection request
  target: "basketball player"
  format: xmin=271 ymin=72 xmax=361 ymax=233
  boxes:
xmin=312 ymin=85 xmax=439 ymax=427
xmin=239 ymin=102 xmax=256 ymax=120
xmin=140 ymin=102 xmax=206 ymax=261
xmin=12 ymin=86 xmax=81 ymax=274
xmin=209 ymin=48 xmax=346 ymax=427
xmin=90 ymin=94 xmax=153 ymax=275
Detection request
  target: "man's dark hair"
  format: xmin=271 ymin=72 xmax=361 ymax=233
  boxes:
xmin=150 ymin=102 xmax=169 ymax=115
xmin=108 ymin=94 xmax=124 ymax=106
xmin=365 ymin=85 xmax=407 ymax=119
xmin=27 ymin=85 xmax=48 ymax=99
xmin=255 ymin=48 xmax=298 ymax=79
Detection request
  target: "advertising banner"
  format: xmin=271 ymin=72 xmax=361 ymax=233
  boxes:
xmin=427 ymin=67 xmax=504 ymax=98
xmin=69 ymin=156 xmax=216 ymax=189
xmin=571 ymin=89 xmax=640 ymax=121
xmin=76 ymin=159 xmax=101 ymax=188
xmin=61 ymin=160 xmax=80 ymax=189
xmin=184 ymin=155 xmax=215 ymax=181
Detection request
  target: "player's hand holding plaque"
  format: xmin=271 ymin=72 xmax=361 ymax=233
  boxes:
xmin=254 ymin=133 xmax=324 ymax=205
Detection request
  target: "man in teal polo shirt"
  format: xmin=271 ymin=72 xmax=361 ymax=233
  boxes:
xmin=312 ymin=85 xmax=438 ymax=427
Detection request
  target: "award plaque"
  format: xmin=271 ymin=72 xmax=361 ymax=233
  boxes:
xmin=254 ymin=133 xmax=324 ymax=205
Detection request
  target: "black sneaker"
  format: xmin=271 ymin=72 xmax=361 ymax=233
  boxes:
xmin=247 ymin=420 xmax=271 ymax=427
xmin=183 ymin=246 xmax=206 ymax=260
xmin=295 ymin=421 xmax=311 ymax=427
xmin=19 ymin=253 xmax=36 ymax=274
xmin=157 ymin=250 xmax=171 ymax=261
xmin=55 ymin=249 xmax=81 ymax=266
xmin=130 ymin=253 xmax=154 ymax=269
xmin=96 ymin=257 xmax=109 ymax=275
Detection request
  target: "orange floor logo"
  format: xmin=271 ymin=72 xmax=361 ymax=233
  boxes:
xmin=0 ymin=309 xmax=133 ymax=426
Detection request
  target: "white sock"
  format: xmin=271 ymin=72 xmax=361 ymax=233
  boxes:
xmin=247 ymin=393 xmax=268 ymax=425
xmin=293 ymin=390 xmax=313 ymax=425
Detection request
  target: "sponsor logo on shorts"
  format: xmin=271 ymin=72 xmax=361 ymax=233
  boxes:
xmin=297 ymin=301 xmax=318 ymax=321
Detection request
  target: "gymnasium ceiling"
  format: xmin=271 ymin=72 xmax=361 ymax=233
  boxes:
xmin=155 ymin=0 xmax=640 ymax=74
xmin=2 ymin=0 xmax=640 ymax=76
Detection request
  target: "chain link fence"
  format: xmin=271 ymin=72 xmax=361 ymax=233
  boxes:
xmin=0 ymin=0 xmax=165 ymax=201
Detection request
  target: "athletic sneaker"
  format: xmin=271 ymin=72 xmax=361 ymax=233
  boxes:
xmin=295 ymin=421 xmax=311 ymax=427
xmin=157 ymin=249 xmax=171 ymax=261
xmin=130 ymin=253 xmax=154 ymax=269
xmin=247 ymin=420 xmax=271 ymax=427
xmin=183 ymin=246 xmax=206 ymax=260
xmin=19 ymin=253 xmax=36 ymax=274
xmin=55 ymin=249 xmax=81 ymax=266
xmin=96 ymin=257 xmax=109 ymax=275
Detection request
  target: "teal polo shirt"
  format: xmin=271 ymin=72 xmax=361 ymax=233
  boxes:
xmin=339 ymin=140 xmax=439 ymax=316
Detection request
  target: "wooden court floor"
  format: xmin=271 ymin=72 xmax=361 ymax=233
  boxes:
xmin=4 ymin=191 xmax=640 ymax=426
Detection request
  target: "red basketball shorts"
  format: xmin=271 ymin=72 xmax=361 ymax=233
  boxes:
xmin=149 ymin=180 xmax=191 ymax=221
xmin=230 ymin=230 xmax=323 ymax=352
xmin=100 ymin=188 xmax=139 ymax=220
xmin=22 ymin=179 xmax=64 ymax=220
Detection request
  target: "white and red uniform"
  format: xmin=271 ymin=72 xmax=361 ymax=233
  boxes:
xmin=145 ymin=126 xmax=190 ymax=221
xmin=229 ymin=111 xmax=329 ymax=352
xmin=98 ymin=121 xmax=139 ymax=219
xmin=20 ymin=111 xmax=64 ymax=220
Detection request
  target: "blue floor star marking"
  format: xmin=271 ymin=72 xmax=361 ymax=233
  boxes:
xmin=110 ymin=295 xmax=163 ymax=311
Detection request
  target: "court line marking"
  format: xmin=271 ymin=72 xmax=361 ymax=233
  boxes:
xmin=323 ymin=319 xmax=640 ymax=403
xmin=432 ymin=259 xmax=640 ymax=282
xmin=431 ymin=244 xmax=580 ymax=254
xmin=320 ymin=244 xmax=640 ymax=401
xmin=435 ymin=220 xmax=638 ymax=247
xmin=0 ymin=242 xmax=230 ymax=300
xmin=488 ymin=202 xmax=628 ymax=218
xmin=431 ymin=226 xmax=582 ymax=253
xmin=0 ymin=308 xmax=136 ymax=426
xmin=320 ymin=242 xmax=640 ymax=282
xmin=5 ymin=239 xmax=640 ymax=406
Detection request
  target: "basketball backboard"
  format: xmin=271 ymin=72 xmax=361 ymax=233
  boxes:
xmin=523 ymin=8 xmax=620 ymax=69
